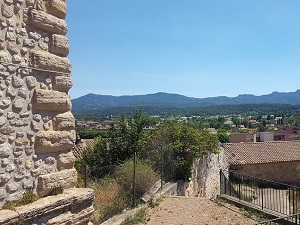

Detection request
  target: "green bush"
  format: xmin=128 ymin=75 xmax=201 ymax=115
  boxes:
xmin=113 ymin=159 xmax=159 ymax=198
xmin=89 ymin=178 xmax=128 ymax=224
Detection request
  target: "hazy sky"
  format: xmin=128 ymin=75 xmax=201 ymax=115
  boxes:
xmin=66 ymin=0 xmax=300 ymax=99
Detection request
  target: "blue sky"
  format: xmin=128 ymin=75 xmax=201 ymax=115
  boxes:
xmin=66 ymin=0 xmax=300 ymax=99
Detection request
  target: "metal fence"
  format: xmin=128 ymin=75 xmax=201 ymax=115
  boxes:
xmin=252 ymin=213 xmax=300 ymax=225
xmin=220 ymin=170 xmax=300 ymax=216
xmin=76 ymin=151 xmax=177 ymax=207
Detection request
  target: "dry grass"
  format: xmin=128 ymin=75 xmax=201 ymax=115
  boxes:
xmin=88 ymin=178 xmax=129 ymax=224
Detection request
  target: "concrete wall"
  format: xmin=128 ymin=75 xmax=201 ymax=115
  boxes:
xmin=0 ymin=0 xmax=94 ymax=224
xmin=231 ymin=161 xmax=300 ymax=186
xmin=179 ymin=149 xmax=229 ymax=199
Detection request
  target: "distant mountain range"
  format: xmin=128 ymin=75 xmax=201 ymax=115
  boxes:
xmin=72 ymin=90 xmax=300 ymax=111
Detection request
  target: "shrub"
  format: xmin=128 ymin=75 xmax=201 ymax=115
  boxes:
xmin=89 ymin=178 xmax=128 ymax=224
xmin=113 ymin=159 xmax=159 ymax=199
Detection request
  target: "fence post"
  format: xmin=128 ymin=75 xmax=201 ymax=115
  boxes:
xmin=132 ymin=152 xmax=137 ymax=207
xmin=84 ymin=164 xmax=88 ymax=188
xmin=161 ymin=145 xmax=163 ymax=193
xmin=261 ymin=180 xmax=264 ymax=210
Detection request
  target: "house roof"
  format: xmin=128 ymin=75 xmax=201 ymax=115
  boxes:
xmin=223 ymin=141 xmax=300 ymax=165
xmin=73 ymin=139 xmax=95 ymax=159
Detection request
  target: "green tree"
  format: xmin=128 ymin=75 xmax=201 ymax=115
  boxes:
xmin=108 ymin=108 xmax=149 ymax=164
xmin=217 ymin=133 xmax=230 ymax=143
xmin=142 ymin=121 xmax=219 ymax=181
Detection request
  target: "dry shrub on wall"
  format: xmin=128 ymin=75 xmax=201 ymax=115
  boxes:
xmin=113 ymin=159 xmax=159 ymax=198
xmin=89 ymin=178 xmax=128 ymax=224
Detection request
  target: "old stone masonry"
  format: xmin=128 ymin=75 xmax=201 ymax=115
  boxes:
xmin=0 ymin=0 xmax=94 ymax=224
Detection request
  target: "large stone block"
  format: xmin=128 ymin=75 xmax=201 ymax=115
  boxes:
xmin=33 ymin=89 xmax=72 ymax=112
xmin=30 ymin=50 xmax=71 ymax=74
xmin=57 ymin=151 xmax=75 ymax=170
xmin=53 ymin=112 xmax=75 ymax=131
xmin=46 ymin=206 xmax=94 ymax=225
xmin=53 ymin=75 xmax=73 ymax=92
xmin=0 ymin=188 xmax=94 ymax=224
xmin=27 ymin=9 xmax=68 ymax=35
xmin=35 ymin=130 xmax=76 ymax=154
xmin=49 ymin=34 xmax=69 ymax=57
xmin=46 ymin=0 xmax=67 ymax=19
xmin=37 ymin=169 xmax=77 ymax=196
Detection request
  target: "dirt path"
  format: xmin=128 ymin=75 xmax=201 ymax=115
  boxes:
xmin=143 ymin=196 xmax=258 ymax=225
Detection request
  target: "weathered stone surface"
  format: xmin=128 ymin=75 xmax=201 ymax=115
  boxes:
xmin=27 ymin=9 xmax=68 ymax=35
xmin=23 ymin=180 xmax=34 ymax=189
xmin=37 ymin=169 xmax=77 ymax=196
xmin=0 ymin=188 xmax=94 ymax=224
xmin=0 ymin=98 xmax=11 ymax=109
xmin=0 ymin=117 xmax=6 ymax=126
xmin=26 ymin=76 xmax=37 ymax=89
xmin=34 ymin=130 xmax=76 ymax=154
xmin=10 ymin=118 xmax=29 ymax=126
xmin=24 ymin=38 xmax=36 ymax=48
xmin=49 ymin=34 xmax=69 ymax=56
xmin=7 ymin=191 xmax=24 ymax=202
xmin=7 ymin=182 xmax=20 ymax=193
xmin=46 ymin=0 xmax=67 ymax=19
xmin=47 ymin=206 xmax=94 ymax=225
xmin=1 ymin=4 xmax=14 ymax=18
xmin=0 ymin=125 xmax=15 ymax=134
xmin=57 ymin=151 xmax=75 ymax=170
xmin=0 ymin=143 xmax=12 ymax=158
xmin=13 ymin=98 xmax=26 ymax=109
xmin=33 ymin=89 xmax=72 ymax=112
xmin=0 ymin=51 xmax=12 ymax=63
xmin=30 ymin=50 xmax=71 ymax=74
xmin=0 ymin=189 xmax=6 ymax=199
xmin=0 ymin=210 xmax=19 ymax=225
xmin=15 ymin=138 xmax=29 ymax=146
xmin=0 ymin=174 xmax=11 ymax=184
xmin=5 ymin=163 xmax=15 ymax=172
xmin=53 ymin=112 xmax=75 ymax=131
xmin=53 ymin=75 xmax=72 ymax=92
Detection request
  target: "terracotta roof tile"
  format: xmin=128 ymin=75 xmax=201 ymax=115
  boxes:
xmin=72 ymin=139 xmax=95 ymax=159
xmin=223 ymin=141 xmax=300 ymax=165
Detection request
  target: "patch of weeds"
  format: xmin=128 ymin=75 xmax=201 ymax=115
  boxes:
xmin=212 ymin=196 xmax=228 ymax=206
xmin=240 ymin=207 xmax=269 ymax=221
xmin=2 ymin=201 xmax=16 ymax=211
xmin=47 ymin=186 xmax=64 ymax=196
xmin=148 ymin=197 xmax=162 ymax=208
xmin=10 ymin=218 xmax=25 ymax=225
xmin=18 ymin=189 xmax=39 ymax=205
xmin=120 ymin=208 xmax=147 ymax=225
xmin=1 ymin=189 xmax=39 ymax=210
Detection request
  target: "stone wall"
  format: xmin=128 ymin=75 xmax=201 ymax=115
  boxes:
xmin=0 ymin=1 xmax=94 ymax=224
xmin=179 ymin=149 xmax=229 ymax=199
xmin=0 ymin=188 xmax=93 ymax=225
xmin=231 ymin=161 xmax=300 ymax=186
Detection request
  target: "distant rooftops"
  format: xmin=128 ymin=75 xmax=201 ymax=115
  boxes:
xmin=73 ymin=139 xmax=95 ymax=159
xmin=223 ymin=141 xmax=300 ymax=165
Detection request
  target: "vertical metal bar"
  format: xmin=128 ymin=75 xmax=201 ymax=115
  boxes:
xmin=229 ymin=171 xmax=232 ymax=196
xmin=287 ymin=188 xmax=291 ymax=214
xmin=261 ymin=180 xmax=264 ymax=210
xmin=84 ymin=164 xmax=88 ymax=188
xmin=293 ymin=189 xmax=295 ymax=215
xmin=161 ymin=145 xmax=163 ymax=192
xmin=239 ymin=174 xmax=241 ymax=200
xmin=132 ymin=152 xmax=137 ymax=207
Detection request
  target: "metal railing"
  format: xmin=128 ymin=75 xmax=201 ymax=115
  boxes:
xmin=252 ymin=213 xmax=300 ymax=225
xmin=220 ymin=170 xmax=300 ymax=216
